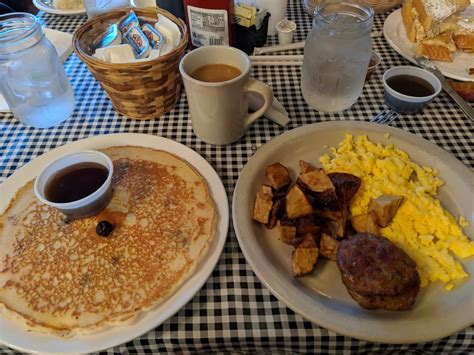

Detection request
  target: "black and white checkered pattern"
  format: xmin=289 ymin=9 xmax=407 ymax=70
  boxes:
xmin=0 ymin=1 xmax=473 ymax=353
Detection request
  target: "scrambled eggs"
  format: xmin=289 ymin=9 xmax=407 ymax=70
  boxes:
xmin=320 ymin=134 xmax=474 ymax=290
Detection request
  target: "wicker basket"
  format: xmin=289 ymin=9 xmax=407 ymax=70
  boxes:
xmin=303 ymin=0 xmax=402 ymax=15
xmin=73 ymin=7 xmax=188 ymax=120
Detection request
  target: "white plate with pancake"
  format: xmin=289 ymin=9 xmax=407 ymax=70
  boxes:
xmin=0 ymin=133 xmax=229 ymax=353
xmin=232 ymin=121 xmax=474 ymax=344
xmin=33 ymin=0 xmax=86 ymax=16
xmin=383 ymin=8 xmax=474 ymax=82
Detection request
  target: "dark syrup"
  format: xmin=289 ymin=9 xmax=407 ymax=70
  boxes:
xmin=45 ymin=162 xmax=108 ymax=203
xmin=386 ymin=75 xmax=435 ymax=97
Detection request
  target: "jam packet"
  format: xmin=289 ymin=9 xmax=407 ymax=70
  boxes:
xmin=94 ymin=23 xmax=122 ymax=49
xmin=119 ymin=11 xmax=139 ymax=34
xmin=141 ymin=23 xmax=164 ymax=50
xmin=123 ymin=26 xmax=151 ymax=59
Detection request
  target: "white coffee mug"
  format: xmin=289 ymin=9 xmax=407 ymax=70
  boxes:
xmin=179 ymin=46 xmax=273 ymax=145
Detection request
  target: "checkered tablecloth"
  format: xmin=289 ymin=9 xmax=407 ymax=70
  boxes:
xmin=1 ymin=1 xmax=473 ymax=353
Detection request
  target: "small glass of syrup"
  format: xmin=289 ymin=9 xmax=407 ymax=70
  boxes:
xmin=34 ymin=151 xmax=114 ymax=218
xmin=382 ymin=66 xmax=441 ymax=114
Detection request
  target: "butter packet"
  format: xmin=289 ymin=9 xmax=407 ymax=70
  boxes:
xmin=141 ymin=23 xmax=164 ymax=50
xmin=123 ymin=26 xmax=151 ymax=59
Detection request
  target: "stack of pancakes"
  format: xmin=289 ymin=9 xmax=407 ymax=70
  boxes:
xmin=0 ymin=146 xmax=216 ymax=335
xmin=337 ymin=233 xmax=421 ymax=311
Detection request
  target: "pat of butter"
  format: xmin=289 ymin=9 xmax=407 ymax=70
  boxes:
xmin=155 ymin=14 xmax=181 ymax=48
xmin=94 ymin=44 xmax=136 ymax=63
xmin=233 ymin=4 xmax=256 ymax=27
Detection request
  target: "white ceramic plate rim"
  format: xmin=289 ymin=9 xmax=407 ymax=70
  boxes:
xmin=383 ymin=8 xmax=473 ymax=82
xmin=33 ymin=0 xmax=86 ymax=16
xmin=232 ymin=121 xmax=474 ymax=344
xmin=0 ymin=133 xmax=229 ymax=353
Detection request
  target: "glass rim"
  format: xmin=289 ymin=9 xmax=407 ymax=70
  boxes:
xmin=315 ymin=0 xmax=374 ymax=25
xmin=0 ymin=12 xmax=42 ymax=51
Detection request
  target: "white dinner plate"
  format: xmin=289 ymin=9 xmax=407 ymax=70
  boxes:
xmin=0 ymin=134 xmax=229 ymax=353
xmin=232 ymin=121 xmax=474 ymax=344
xmin=383 ymin=8 xmax=474 ymax=82
xmin=33 ymin=0 xmax=86 ymax=16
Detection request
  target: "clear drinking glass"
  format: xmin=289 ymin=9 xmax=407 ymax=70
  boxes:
xmin=301 ymin=0 xmax=373 ymax=113
xmin=0 ymin=13 xmax=75 ymax=128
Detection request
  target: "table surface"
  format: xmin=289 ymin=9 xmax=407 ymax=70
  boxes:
xmin=1 ymin=1 xmax=473 ymax=353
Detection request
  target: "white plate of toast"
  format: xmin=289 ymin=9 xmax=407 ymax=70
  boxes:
xmin=384 ymin=8 xmax=474 ymax=82
xmin=33 ymin=0 xmax=86 ymax=16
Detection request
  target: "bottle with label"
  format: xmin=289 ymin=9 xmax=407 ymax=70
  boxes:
xmin=183 ymin=0 xmax=234 ymax=47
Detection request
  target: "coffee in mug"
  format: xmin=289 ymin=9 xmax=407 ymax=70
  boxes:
xmin=190 ymin=64 xmax=242 ymax=83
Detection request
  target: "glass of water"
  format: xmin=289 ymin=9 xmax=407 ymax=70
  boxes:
xmin=301 ymin=0 xmax=373 ymax=113
xmin=0 ymin=13 xmax=75 ymax=128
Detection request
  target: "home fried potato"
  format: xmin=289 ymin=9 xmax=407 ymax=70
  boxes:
xmin=328 ymin=172 xmax=361 ymax=207
xmin=368 ymin=195 xmax=404 ymax=227
xmin=351 ymin=211 xmax=379 ymax=234
xmin=286 ymin=184 xmax=313 ymax=219
xmin=295 ymin=214 xmax=322 ymax=236
xmin=265 ymin=163 xmax=291 ymax=190
xmin=320 ymin=232 xmax=340 ymax=261
xmin=267 ymin=198 xmax=285 ymax=229
xmin=277 ymin=219 xmax=298 ymax=245
xmin=299 ymin=160 xmax=317 ymax=174
xmin=317 ymin=208 xmax=348 ymax=238
xmin=292 ymin=234 xmax=319 ymax=277
xmin=252 ymin=160 xmax=387 ymax=280
xmin=253 ymin=185 xmax=273 ymax=224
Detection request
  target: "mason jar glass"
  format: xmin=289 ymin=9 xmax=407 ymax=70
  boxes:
xmin=0 ymin=13 xmax=75 ymax=128
xmin=301 ymin=0 xmax=373 ymax=113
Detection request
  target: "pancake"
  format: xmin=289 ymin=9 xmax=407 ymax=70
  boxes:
xmin=0 ymin=146 xmax=216 ymax=336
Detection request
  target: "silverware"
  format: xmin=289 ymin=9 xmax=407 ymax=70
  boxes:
xmin=414 ymin=56 xmax=474 ymax=120
xmin=370 ymin=108 xmax=399 ymax=125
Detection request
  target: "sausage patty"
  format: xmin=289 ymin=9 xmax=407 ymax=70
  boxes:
xmin=337 ymin=233 xmax=420 ymax=296
xmin=346 ymin=285 xmax=419 ymax=311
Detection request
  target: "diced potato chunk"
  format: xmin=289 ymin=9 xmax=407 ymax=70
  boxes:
xmin=265 ymin=163 xmax=291 ymax=190
xmin=295 ymin=214 xmax=321 ymax=236
xmin=292 ymin=234 xmax=319 ymax=277
xmin=328 ymin=172 xmax=361 ymax=207
xmin=252 ymin=185 xmax=273 ymax=224
xmin=369 ymin=195 xmax=404 ymax=227
xmin=298 ymin=168 xmax=335 ymax=193
xmin=320 ymin=233 xmax=340 ymax=261
xmin=351 ymin=211 xmax=379 ymax=234
xmin=299 ymin=160 xmax=316 ymax=174
xmin=266 ymin=198 xmax=285 ymax=229
xmin=277 ymin=219 xmax=297 ymax=245
xmin=318 ymin=208 xmax=348 ymax=238
xmin=286 ymin=184 xmax=313 ymax=219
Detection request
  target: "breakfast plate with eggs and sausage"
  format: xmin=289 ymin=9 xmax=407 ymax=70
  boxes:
xmin=232 ymin=121 xmax=473 ymax=344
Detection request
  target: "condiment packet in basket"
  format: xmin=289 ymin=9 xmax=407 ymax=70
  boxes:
xmin=119 ymin=10 xmax=139 ymax=34
xmin=155 ymin=14 xmax=181 ymax=48
xmin=94 ymin=44 xmax=136 ymax=63
xmin=142 ymin=23 xmax=164 ymax=50
xmin=123 ymin=26 xmax=151 ymax=58
xmin=94 ymin=23 xmax=122 ymax=49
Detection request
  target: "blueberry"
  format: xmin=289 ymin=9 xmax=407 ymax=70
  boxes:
xmin=96 ymin=220 xmax=114 ymax=237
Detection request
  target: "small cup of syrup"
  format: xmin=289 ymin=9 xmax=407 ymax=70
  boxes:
xmin=34 ymin=151 xmax=114 ymax=218
xmin=382 ymin=66 xmax=441 ymax=114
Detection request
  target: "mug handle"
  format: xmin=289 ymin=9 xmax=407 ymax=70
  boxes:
xmin=243 ymin=79 xmax=273 ymax=129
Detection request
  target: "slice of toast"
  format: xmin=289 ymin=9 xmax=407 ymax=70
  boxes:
xmin=454 ymin=17 xmax=474 ymax=51
xmin=402 ymin=0 xmax=428 ymax=42
xmin=416 ymin=31 xmax=457 ymax=61
xmin=412 ymin=0 xmax=469 ymax=34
